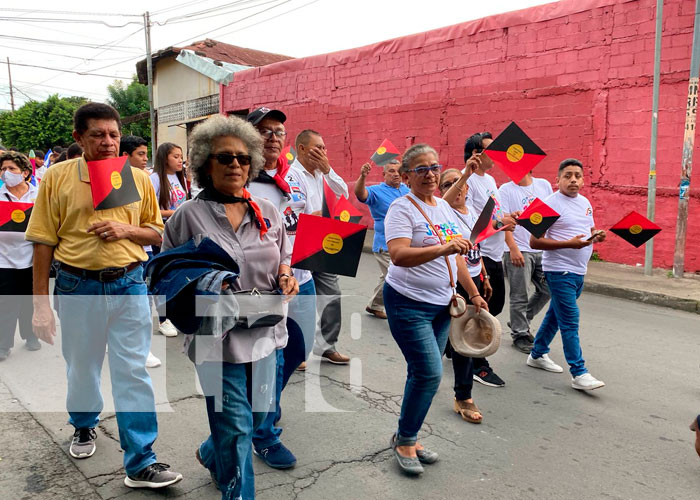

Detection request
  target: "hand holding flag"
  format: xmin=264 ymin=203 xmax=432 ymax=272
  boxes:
xmin=370 ymin=139 xmax=400 ymax=166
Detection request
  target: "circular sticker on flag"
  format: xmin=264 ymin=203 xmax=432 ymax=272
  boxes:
xmin=629 ymin=224 xmax=642 ymax=235
xmin=529 ymin=212 xmax=543 ymax=225
xmin=322 ymin=233 xmax=343 ymax=254
xmin=111 ymin=171 xmax=123 ymax=189
xmin=506 ymin=144 xmax=524 ymax=163
xmin=286 ymin=152 xmax=294 ymax=161
xmin=339 ymin=210 xmax=350 ymax=222
xmin=10 ymin=209 xmax=25 ymax=223
xmin=376 ymin=147 xmax=386 ymax=155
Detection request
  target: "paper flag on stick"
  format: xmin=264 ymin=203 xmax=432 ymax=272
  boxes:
xmin=321 ymin=179 xmax=337 ymax=218
xmin=517 ymin=198 xmax=560 ymax=238
xmin=0 ymin=201 xmax=33 ymax=232
xmin=609 ymin=211 xmax=661 ymax=248
xmin=281 ymin=146 xmax=296 ymax=167
xmin=87 ymin=157 xmax=141 ymax=210
xmin=370 ymin=139 xmax=400 ymax=166
xmin=484 ymin=122 xmax=546 ymax=183
xmin=333 ymin=196 xmax=363 ymax=223
xmin=291 ymin=214 xmax=367 ymax=277
xmin=469 ymin=197 xmax=495 ymax=244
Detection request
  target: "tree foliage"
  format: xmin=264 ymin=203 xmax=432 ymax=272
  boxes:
xmin=0 ymin=95 xmax=88 ymax=152
xmin=107 ymin=76 xmax=151 ymax=144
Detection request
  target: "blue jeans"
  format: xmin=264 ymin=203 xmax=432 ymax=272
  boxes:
xmin=196 ymin=357 xmax=274 ymax=500
xmin=54 ymin=265 xmax=157 ymax=476
xmin=383 ymin=283 xmax=451 ymax=445
xmin=531 ymin=271 xmax=587 ymax=376
xmin=253 ymin=279 xmax=316 ymax=450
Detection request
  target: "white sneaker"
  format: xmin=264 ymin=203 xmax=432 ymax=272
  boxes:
xmin=146 ymin=352 xmax=161 ymax=368
xmin=158 ymin=319 xmax=178 ymax=337
xmin=571 ymin=373 xmax=605 ymax=390
xmin=527 ymin=353 xmax=564 ymax=373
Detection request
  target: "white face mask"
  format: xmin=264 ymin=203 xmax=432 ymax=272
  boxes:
xmin=1 ymin=170 xmax=25 ymax=187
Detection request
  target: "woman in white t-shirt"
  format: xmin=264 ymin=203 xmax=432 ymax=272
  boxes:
xmin=384 ymin=144 xmax=488 ymax=476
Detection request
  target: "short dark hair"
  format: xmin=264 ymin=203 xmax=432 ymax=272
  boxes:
xmin=35 ymin=149 xmax=45 ymax=158
xmin=120 ymin=135 xmax=148 ymax=156
xmin=73 ymin=102 xmax=121 ymax=135
xmin=67 ymin=142 xmax=83 ymax=159
xmin=52 ymin=146 xmax=64 ymax=154
xmin=463 ymin=132 xmax=492 ymax=163
xmin=295 ymin=129 xmax=321 ymax=149
xmin=558 ymin=158 xmax=584 ymax=173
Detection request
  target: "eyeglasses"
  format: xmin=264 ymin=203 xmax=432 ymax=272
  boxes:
xmin=209 ymin=153 xmax=252 ymax=166
xmin=405 ymin=164 xmax=442 ymax=176
xmin=258 ymin=128 xmax=287 ymax=139
xmin=439 ymin=179 xmax=459 ymax=191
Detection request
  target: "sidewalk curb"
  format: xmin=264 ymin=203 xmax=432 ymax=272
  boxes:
xmin=583 ymin=281 xmax=700 ymax=315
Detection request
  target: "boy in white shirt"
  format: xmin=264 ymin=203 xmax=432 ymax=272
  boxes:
xmin=526 ymin=159 xmax=606 ymax=391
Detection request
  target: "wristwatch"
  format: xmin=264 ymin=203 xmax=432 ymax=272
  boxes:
xmin=483 ymin=274 xmax=490 ymax=280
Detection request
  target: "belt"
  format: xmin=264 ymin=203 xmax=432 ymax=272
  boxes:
xmin=59 ymin=262 xmax=141 ymax=283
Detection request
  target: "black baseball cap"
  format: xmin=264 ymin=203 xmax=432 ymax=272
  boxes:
xmin=246 ymin=107 xmax=287 ymax=125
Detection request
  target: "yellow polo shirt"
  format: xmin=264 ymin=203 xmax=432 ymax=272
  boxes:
xmin=25 ymin=156 xmax=164 ymax=270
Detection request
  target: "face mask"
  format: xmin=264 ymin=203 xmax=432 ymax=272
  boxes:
xmin=1 ymin=170 xmax=25 ymax=187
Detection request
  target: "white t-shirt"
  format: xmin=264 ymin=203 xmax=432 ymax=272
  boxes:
xmin=451 ymin=207 xmax=483 ymax=278
xmin=0 ymin=183 xmax=38 ymax=269
xmin=466 ymin=172 xmax=506 ymax=262
xmin=384 ymin=195 xmax=463 ymax=306
xmin=498 ymin=178 xmax=553 ymax=253
xmin=542 ymin=191 xmax=595 ymax=275
xmin=150 ymin=172 xmax=188 ymax=210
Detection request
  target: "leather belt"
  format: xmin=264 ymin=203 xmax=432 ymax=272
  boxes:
xmin=59 ymin=262 xmax=141 ymax=282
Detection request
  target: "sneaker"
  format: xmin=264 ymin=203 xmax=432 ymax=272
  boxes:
xmin=321 ymin=351 xmax=350 ymax=365
xmin=158 ymin=319 xmax=178 ymax=337
xmin=0 ymin=348 xmax=10 ymax=362
xmin=146 ymin=351 xmax=161 ymax=368
xmin=69 ymin=428 xmax=97 ymax=459
xmin=571 ymin=373 xmax=605 ymax=391
xmin=527 ymin=353 xmax=564 ymax=373
xmin=512 ymin=337 xmax=533 ymax=354
xmin=254 ymin=442 xmax=297 ymax=469
xmin=473 ymin=367 xmax=505 ymax=387
xmin=25 ymin=337 xmax=42 ymax=351
xmin=124 ymin=463 xmax=183 ymax=489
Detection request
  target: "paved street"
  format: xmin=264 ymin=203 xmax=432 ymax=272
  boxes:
xmin=1 ymin=252 xmax=699 ymax=499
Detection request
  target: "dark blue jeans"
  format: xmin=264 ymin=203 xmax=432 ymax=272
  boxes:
xmin=531 ymin=271 xmax=587 ymax=376
xmin=384 ymin=283 xmax=451 ymax=445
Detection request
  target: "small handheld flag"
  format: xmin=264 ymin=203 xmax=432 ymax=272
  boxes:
xmin=370 ymin=139 xmax=400 ymax=166
xmin=281 ymin=145 xmax=296 ymax=167
xmin=87 ymin=157 xmax=141 ymax=210
xmin=43 ymin=149 xmax=52 ymax=169
xmin=28 ymin=150 xmax=36 ymax=177
xmin=0 ymin=201 xmax=33 ymax=232
xmin=321 ymin=179 xmax=337 ymax=218
xmin=333 ymin=196 xmax=363 ymax=223
xmin=483 ymin=122 xmax=546 ymax=183
xmin=291 ymin=214 xmax=367 ymax=277
xmin=610 ymin=211 xmax=661 ymax=248
xmin=517 ymin=198 xmax=560 ymax=238
xmin=470 ymin=197 xmax=508 ymax=244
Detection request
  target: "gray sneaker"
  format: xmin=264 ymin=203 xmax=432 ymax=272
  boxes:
xmin=69 ymin=428 xmax=97 ymax=459
xmin=124 ymin=463 xmax=183 ymax=489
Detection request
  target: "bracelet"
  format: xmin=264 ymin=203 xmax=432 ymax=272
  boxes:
xmin=469 ymin=294 xmax=481 ymax=301
xmin=483 ymin=274 xmax=490 ymax=280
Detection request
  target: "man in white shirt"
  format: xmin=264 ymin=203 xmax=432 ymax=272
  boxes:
xmin=289 ymin=130 xmax=350 ymax=365
xmin=499 ymin=170 xmax=553 ymax=353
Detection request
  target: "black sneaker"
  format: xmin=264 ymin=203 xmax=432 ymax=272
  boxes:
xmin=473 ymin=367 xmax=506 ymax=387
xmin=124 ymin=463 xmax=183 ymax=489
xmin=512 ymin=337 xmax=534 ymax=354
xmin=69 ymin=428 xmax=97 ymax=459
xmin=25 ymin=337 xmax=42 ymax=351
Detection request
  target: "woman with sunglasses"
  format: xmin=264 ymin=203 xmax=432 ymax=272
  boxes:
xmin=161 ymin=115 xmax=298 ymax=499
xmin=383 ymin=144 xmax=488 ymax=476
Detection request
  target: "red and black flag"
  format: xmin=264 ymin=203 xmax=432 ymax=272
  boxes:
xmin=291 ymin=214 xmax=367 ymax=277
xmin=370 ymin=139 xmax=400 ymax=166
xmin=517 ymin=197 xmax=560 ymax=238
xmin=281 ymin=145 xmax=296 ymax=167
xmin=484 ymin=122 xmax=546 ymax=183
xmin=87 ymin=157 xmax=141 ymax=210
xmin=321 ymin=179 xmax=337 ymax=218
xmin=469 ymin=197 xmax=508 ymax=244
xmin=333 ymin=196 xmax=363 ymax=223
xmin=610 ymin=211 xmax=661 ymax=248
xmin=0 ymin=201 xmax=32 ymax=232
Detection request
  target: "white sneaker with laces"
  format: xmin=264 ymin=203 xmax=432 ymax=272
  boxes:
xmin=526 ymin=353 xmax=564 ymax=373
xmin=158 ymin=319 xmax=178 ymax=337
xmin=146 ymin=352 xmax=161 ymax=368
xmin=571 ymin=373 xmax=605 ymax=390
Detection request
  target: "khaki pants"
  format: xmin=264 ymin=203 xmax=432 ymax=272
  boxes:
xmin=367 ymin=250 xmax=391 ymax=312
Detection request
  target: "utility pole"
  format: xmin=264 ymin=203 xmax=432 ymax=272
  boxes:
xmin=144 ymin=12 xmax=157 ymax=151
xmin=7 ymin=57 xmax=15 ymax=112
xmin=672 ymin=0 xmax=700 ymax=278
xmin=644 ymin=0 xmax=663 ymax=276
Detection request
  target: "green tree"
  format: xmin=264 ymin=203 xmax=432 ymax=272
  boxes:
xmin=0 ymin=95 xmax=88 ymax=152
xmin=107 ymin=76 xmax=151 ymax=144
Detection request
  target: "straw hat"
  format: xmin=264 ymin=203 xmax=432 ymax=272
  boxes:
xmin=449 ymin=305 xmax=501 ymax=358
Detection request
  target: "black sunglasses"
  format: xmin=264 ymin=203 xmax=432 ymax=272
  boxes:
xmin=209 ymin=153 xmax=252 ymax=166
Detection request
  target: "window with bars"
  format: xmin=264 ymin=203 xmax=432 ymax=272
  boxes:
xmin=158 ymin=94 xmax=220 ymax=124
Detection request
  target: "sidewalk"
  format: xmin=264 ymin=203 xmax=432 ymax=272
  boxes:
xmin=362 ymin=229 xmax=700 ymax=315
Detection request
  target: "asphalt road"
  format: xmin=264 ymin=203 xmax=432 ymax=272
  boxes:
xmin=1 ymin=252 xmax=699 ymax=500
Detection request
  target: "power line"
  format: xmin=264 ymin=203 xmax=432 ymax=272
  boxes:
xmin=0 ymin=35 xmax=142 ymax=52
xmin=217 ymin=0 xmax=321 ymax=38
xmin=1 ymin=80 xmax=106 ymax=97
xmin=0 ymin=44 xmax=138 ymax=62
xmin=3 ymin=8 xmax=141 ymax=17
xmin=0 ymin=16 xmax=142 ymax=27
xmin=154 ymin=0 xmax=273 ymax=25
xmin=151 ymin=0 xmax=207 ymax=15
xmin=0 ymin=60 xmax=127 ymax=79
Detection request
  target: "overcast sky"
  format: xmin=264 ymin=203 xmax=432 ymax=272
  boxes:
xmin=0 ymin=0 xmax=553 ymax=111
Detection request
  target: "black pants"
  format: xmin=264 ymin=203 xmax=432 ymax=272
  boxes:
xmin=0 ymin=267 xmax=37 ymax=351
xmin=448 ymin=276 xmax=484 ymax=400
xmin=471 ymin=257 xmax=505 ymax=372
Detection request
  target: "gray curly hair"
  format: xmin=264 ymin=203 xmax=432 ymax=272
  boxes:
xmin=188 ymin=114 xmax=265 ymax=189
xmin=400 ymin=143 xmax=439 ymax=173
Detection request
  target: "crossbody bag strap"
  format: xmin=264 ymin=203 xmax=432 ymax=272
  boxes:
xmin=405 ymin=195 xmax=456 ymax=290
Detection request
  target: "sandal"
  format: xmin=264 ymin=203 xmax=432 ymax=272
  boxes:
xmin=690 ymin=415 xmax=700 ymax=458
xmin=454 ymin=398 xmax=483 ymax=424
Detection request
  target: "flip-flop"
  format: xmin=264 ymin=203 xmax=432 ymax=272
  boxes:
xmin=390 ymin=433 xmax=424 ymax=475
xmin=454 ymin=399 xmax=483 ymax=424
